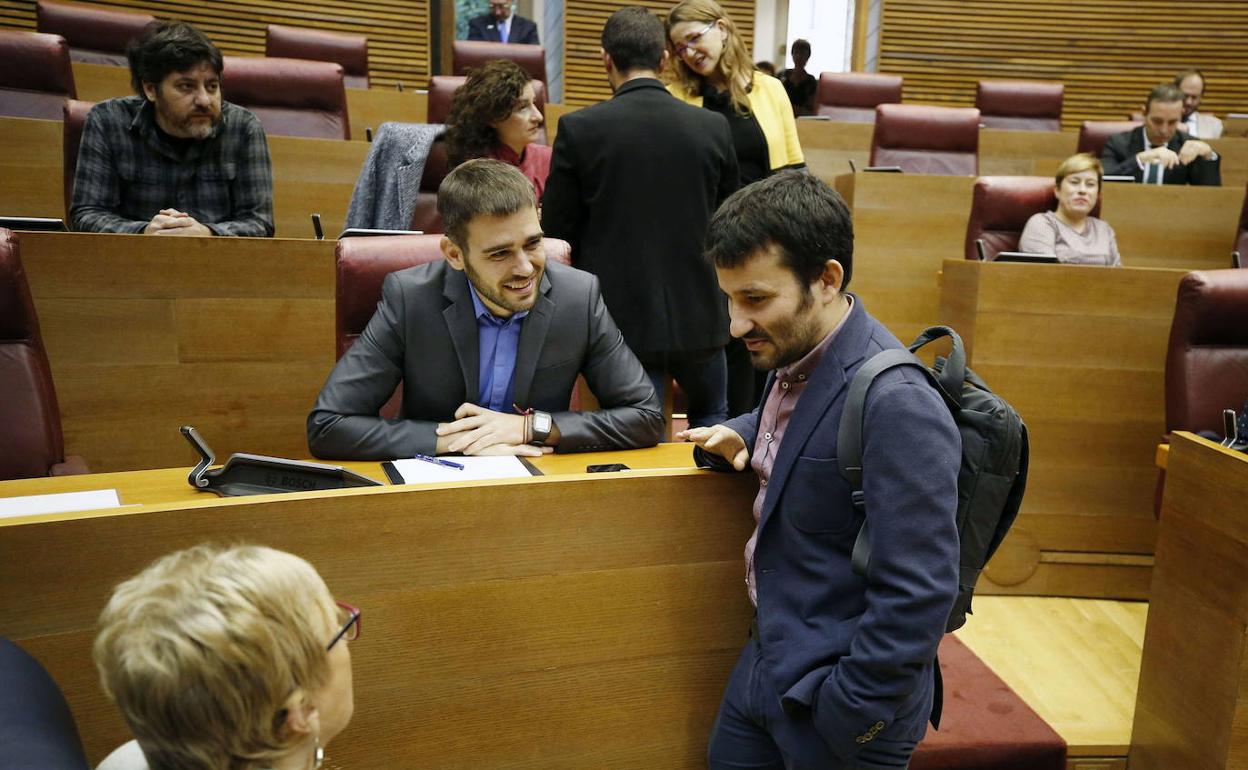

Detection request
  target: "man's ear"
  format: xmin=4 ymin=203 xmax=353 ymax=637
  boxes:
xmin=819 ymin=259 xmax=845 ymax=297
xmin=658 ymin=50 xmax=671 ymax=75
xmin=601 ymin=48 xmax=612 ymax=76
xmin=141 ymin=81 xmax=158 ymax=103
xmin=441 ymin=236 xmax=466 ymax=272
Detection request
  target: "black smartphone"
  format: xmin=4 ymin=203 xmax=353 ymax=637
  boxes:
xmin=586 ymin=463 xmax=630 ymax=473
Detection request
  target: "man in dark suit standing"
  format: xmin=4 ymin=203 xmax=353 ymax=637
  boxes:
xmin=1101 ymin=83 xmax=1221 ymax=186
xmin=682 ymin=172 xmax=960 ymax=769
xmin=542 ymin=6 xmax=739 ymax=428
xmin=307 ymin=159 xmax=663 ymax=460
xmin=466 ymin=1 xmax=540 ymax=45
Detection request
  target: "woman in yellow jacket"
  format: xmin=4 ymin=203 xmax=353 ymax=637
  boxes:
xmin=665 ymin=0 xmax=805 ymax=189
xmin=666 ymin=0 xmax=806 ymax=414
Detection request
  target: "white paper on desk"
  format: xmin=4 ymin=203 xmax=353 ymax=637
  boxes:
xmin=388 ymin=456 xmax=535 ymax=485
xmin=0 ymin=489 xmax=122 ymax=519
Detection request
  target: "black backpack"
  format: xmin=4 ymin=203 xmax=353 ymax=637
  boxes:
xmin=836 ymin=326 xmax=1028 ymax=634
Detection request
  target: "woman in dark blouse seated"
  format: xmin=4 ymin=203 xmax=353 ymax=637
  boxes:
xmin=1019 ymin=153 xmax=1121 ymax=266
xmin=444 ymin=60 xmax=552 ymax=199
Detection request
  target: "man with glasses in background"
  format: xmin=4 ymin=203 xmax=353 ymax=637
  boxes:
xmin=467 ymin=0 xmax=540 ymax=44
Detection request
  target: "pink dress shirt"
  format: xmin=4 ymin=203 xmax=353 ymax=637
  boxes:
xmin=488 ymin=142 xmax=553 ymax=201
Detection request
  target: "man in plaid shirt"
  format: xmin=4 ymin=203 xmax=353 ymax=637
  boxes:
xmin=70 ymin=21 xmax=274 ymax=237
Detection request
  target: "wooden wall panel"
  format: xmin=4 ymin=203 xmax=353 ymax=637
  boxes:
xmin=877 ymin=0 xmax=1248 ymax=131
xmin=0 ymin=0 xmax=430 ymax=89
xmin=563 ymin=0 xmax=754 ymax=107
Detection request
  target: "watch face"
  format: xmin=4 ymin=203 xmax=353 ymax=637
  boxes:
xmin=533 ymin=412 xmax=552 ymax=432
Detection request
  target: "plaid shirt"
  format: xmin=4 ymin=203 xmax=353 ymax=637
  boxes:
xmin=70 ymin=96 xmax=274 ymax=237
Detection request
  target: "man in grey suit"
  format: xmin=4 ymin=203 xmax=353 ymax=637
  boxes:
xmin=308 ymin=159 xmax=663 ymax=460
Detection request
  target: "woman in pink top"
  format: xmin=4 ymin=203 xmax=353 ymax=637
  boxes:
xmin=1019 ymin=153 xmax=1121 ymax=266
xmin=444 ymin=60 xmax=552 ymax=200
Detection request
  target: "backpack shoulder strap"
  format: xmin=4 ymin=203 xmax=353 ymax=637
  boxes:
xmin=837 ymin=348 xmax=933 ymax=577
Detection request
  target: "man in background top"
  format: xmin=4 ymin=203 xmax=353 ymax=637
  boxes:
xmin=1174 ymin=69 xmax=1223 ymax=139
xmin=541 ymin=6 xmax=739 ymax=429
xmin=1101 ymin=83 xmax=1221 ymax=186
xmin=308 ymin=159 xmax=663 ymax=460
xmin=70 ymin=21 xmax=274 ymax=236
xmin=778 ymin=39 xmax=817 ymax=116
xmin=467 ymin=1 xmax=540 ymax=45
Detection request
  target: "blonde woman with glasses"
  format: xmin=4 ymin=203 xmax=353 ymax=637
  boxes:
xmin=93 ymin=544 xmax=358 ymax=770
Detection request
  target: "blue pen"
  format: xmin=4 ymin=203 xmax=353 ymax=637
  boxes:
xmin=414 ymin=454 xmax=464 ymax=470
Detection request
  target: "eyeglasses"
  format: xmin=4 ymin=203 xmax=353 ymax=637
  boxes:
xmin=327 ymin=601 xmax=361 ymax=651
xmin=673 ymin=21 xmax=717 ymax=58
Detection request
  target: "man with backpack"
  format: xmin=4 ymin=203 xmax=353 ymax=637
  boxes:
xmin=679 ymin=171 xmax=962 ymax=769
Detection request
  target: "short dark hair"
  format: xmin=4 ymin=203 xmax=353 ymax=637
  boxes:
xmin=437 ymin=159 xmax=537 ymax=249
xmin=1145 ymin=83 xmax=1185 ymax=112
xmin=791 ymin=39 xmax=811 ymax=55
xmin=1174 ymin=68 xmax=1206 ymax=92
xmin=602 ymin=6 xmax=665 ymax=74
xmin=705 ymin=171 xmax=854 ymax=291
xmin=126 ymin=20 xmax=223 ymax=95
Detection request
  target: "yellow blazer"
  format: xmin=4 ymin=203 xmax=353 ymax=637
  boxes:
xmin=667 ymin=70 xmax=805 ymax=171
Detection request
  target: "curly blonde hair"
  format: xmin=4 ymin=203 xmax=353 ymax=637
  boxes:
xmin=665 ymin=0 xmax=755 ymax=115
xmin=444 ymin=60 xmax=532 ymax=167
xmin=94 ymin=544 xmax=338 ymax=770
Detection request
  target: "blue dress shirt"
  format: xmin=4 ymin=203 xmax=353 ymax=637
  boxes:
xmin=468 ymin=277 xmax=527 ymax=412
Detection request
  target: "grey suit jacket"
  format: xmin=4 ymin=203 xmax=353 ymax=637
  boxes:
xmin=308 ymin=259 xmax=664 ymax=459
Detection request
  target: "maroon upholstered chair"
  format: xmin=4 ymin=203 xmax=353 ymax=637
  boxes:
xmin=815 ymin=72 xmax=902 ymax=123
xmin=1165 ymin=269 xmax=1248 ymax=438
xmin=870 ymin=104 xmax=980 ymax=175
xmin=426 ymin=75 xmax=547 ymax=143
xmin=35 ymin=0 xmax=153 ymax=67
xmin=976 ymin=80 xmax=1063 ymax=131
xmin=266 ymin=25 xmax=370 ymax=89
xmin=62 ymin=99 xmax=94 ymax=218
xmin=411 ymin=138 xmax=451 ymax=234
xmin=0 ymin=229 xmax=89 ymax=480
xmin=964 ymin=175 xmax=1103 ymax=261
xmin=222 ymin=56 xmax=350 ymax=140
xmin=335 ymin=234 xmax=573 ymax=416
xmin=1076 ymin=120 xmax=1141 ymax=157
xmin=0 ymin=30 xmax=75 ymax=120
xmin=452 ymin=40 xmax=546 ymax=82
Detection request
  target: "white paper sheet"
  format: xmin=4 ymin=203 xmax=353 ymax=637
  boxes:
xmin=0 ymin=489 xmax=122 ymax=519
xmin=388 ymin=456 xmax=535 ymax=485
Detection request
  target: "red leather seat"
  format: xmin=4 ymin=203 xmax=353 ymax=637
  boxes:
xmin=35 ymin=0 xmax=153 ymax=67
xmin=976 ymin=80 xmax=1063 ymax=131
xmin=815 ymin=72 xmax=902 ymax=123
xmin=266 ymin=24 xmax=370 ymax=89
xmin=870 ymin=104 xmax=980 ymax=175
xmin=452 ymin=40 xmax=546 ymax=82
xmin=0 ymin=30 xmax=75 ymax=120
xmin=0 ymin=228 xmax=89 ymax=480
xmin=426 ymin=75 xmax=548 ymax=144
xmin=335 ymin=234 xmax=573 ymax=416
xmin=1234 ymin=183 xmax=1247 ymax=258
xmin=222 ymin=55 xmax=350 ymax=140
xmin=411 ymin=138 xmax=451 ymax=234
xmin=1077 ymin=120 xmax=1140 ymax=157
xmin=1165 ymin=269 xmax=1248 ymax=438
xmin=964 ymin=175 xmax=1103 ymax=261
xmin=62 ymin=99 xmax=94 ymax=218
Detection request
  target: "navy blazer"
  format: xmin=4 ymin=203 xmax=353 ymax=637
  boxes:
xmin=1101 ymin=126 xmax=1221 ymax=186
xmin=466 ymin=13 xmax=540 ymax=45
xmin=698 ymin=299 xmax=960 ymax=760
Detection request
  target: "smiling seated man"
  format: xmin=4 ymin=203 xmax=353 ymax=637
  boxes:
xmin=70 ymin=20 xmax=274 ymax=236
xmin=308 ymin=159 xmax=664 ymax=460
xmin=1101 ymin=83 xmax=1221 ymax=186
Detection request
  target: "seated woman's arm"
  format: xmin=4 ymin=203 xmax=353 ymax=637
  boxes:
xmin=1017 ymin=212 xmax=1057 ymax=256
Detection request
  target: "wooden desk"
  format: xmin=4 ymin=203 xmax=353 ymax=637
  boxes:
xmin=957 ymin=596 xmax=1147 ymax=769
xmin=836 ymin=172 xmax=1241 ymax=345
xmin=71 ymin=62 xmax=130 ymax=103
xmin=19 ymin=231 xmax=336 ymax=472
xmin=0 ymin=116 xmax=365 ymax=238
xmin=940 ymin=260 xmax=1189 ymax=599
xmin=0 ymin=446 xmax=759 ymax=768
xmin=1208 ymin=136 xmax=1248 ymax=189
xmin=1129 ymin=432 xmax=1248 ymax=770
